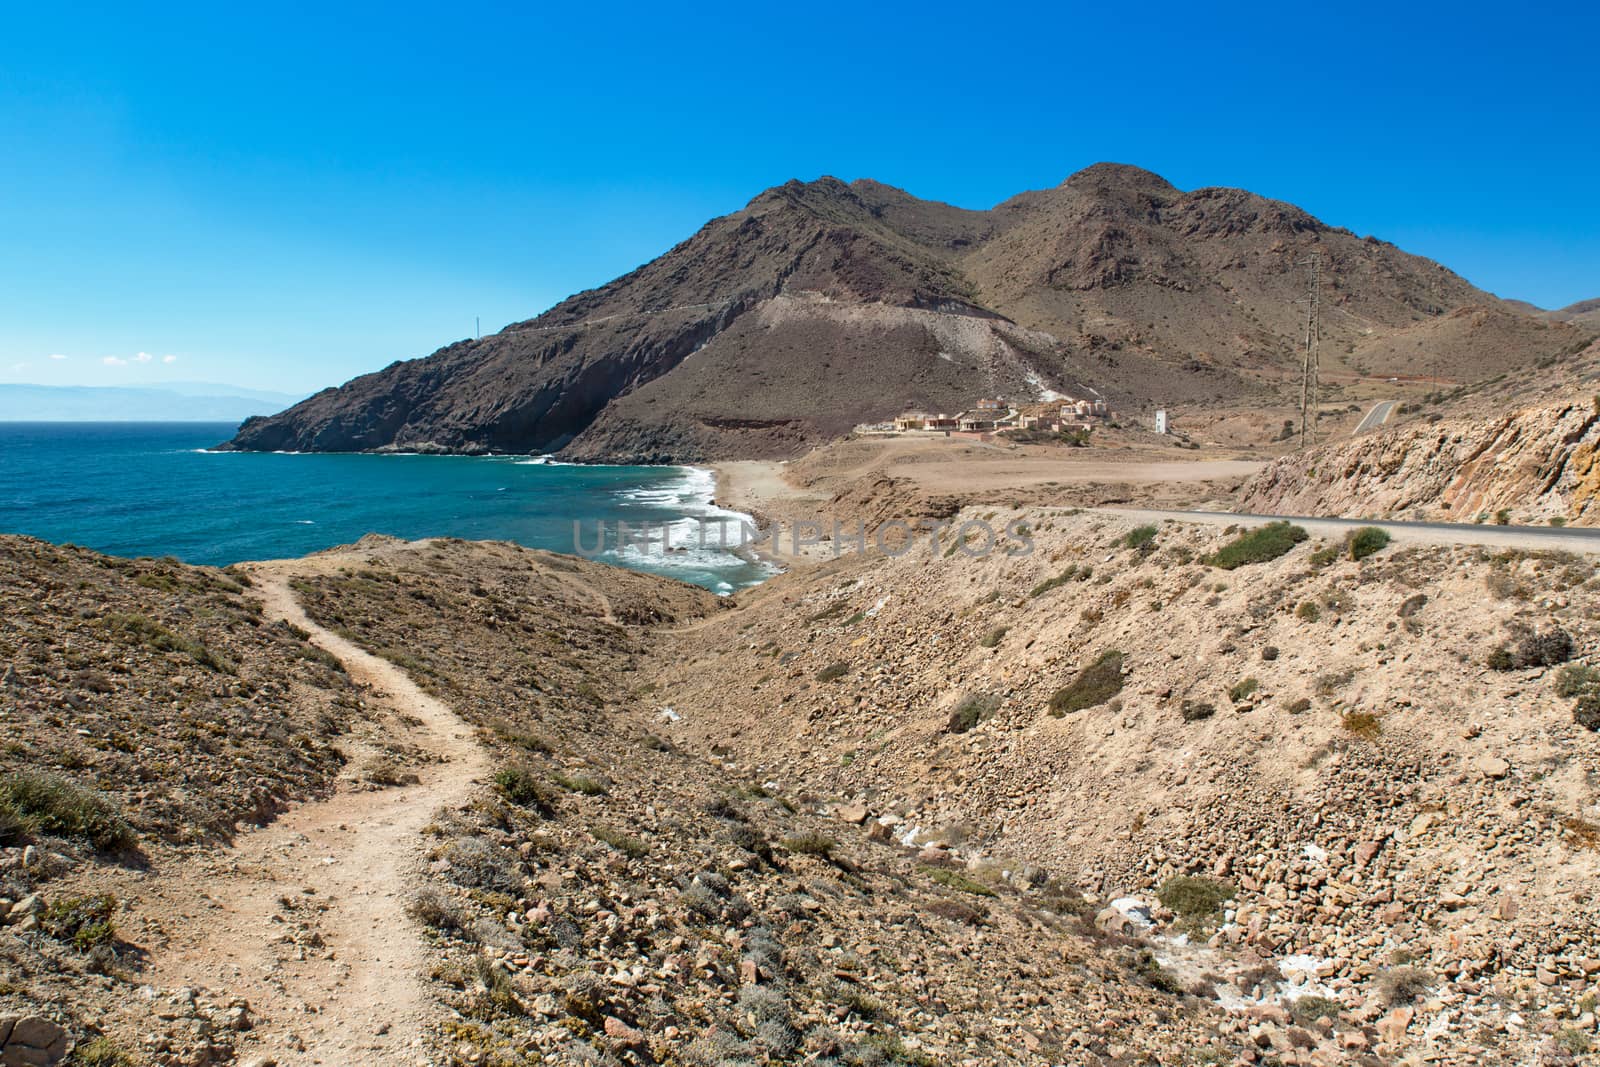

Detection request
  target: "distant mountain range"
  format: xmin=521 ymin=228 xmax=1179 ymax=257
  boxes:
xmin=222 ymin=164 xmax=1595 ymax=461
xmin=0 ymin=383 xmax=304 ymax=422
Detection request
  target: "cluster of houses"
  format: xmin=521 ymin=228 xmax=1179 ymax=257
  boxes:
xmin=879 ymin=396 xmax=1109 ymax=436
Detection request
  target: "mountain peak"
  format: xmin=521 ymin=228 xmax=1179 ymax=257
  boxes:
xmin=1061 ymin=162 xmax=1179 ymax=194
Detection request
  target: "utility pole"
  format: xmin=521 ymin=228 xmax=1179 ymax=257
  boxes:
xmin=1299 ymin=252 xmax=1322 ymax=448
xmin=476 ymin=316 xmax=481 ymax=340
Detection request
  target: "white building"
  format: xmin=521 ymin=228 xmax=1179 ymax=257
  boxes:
xmin=1154 ymin=410 xmax=1169 ymax=434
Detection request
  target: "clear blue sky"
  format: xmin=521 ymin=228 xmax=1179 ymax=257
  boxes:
xmin=3 ymin=1 xmax=1596 ymax=394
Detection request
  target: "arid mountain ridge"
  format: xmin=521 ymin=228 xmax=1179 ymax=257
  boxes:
xmin=223 ymin=164 xmax=1589 ymax=462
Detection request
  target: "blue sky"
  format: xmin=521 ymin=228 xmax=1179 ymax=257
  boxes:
xmin=3 ymin=1 xmax=1596 ymax=394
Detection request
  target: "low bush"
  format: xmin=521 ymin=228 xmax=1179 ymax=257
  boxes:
xmin=494 ymin=767 xmax=558 ymax=813
xmin=551 ymin=771 xmax=607 ymax=796
xmin=1157 ymin=876 xmax=1234 ymax=926
xmin=814 ymin=661 xmax=850 ymax=683
xmin=43 ymin=893 xmax=118 ymax=952
xmin=1030 ymin=565 xmax=1090 ymax=598
xmin=1290 ymin=995 xmax=1344 ymax=1026
xmin=407 ymin=889 xmax=472 ymax=936
xmin=1125 ymin=524 xmax=1159 ymax=552
xmin=1180 ymin=700 xmax=1216 ymax=722
xmin=590 ymin=824 xmax=647 ymax=858
xmin=71 ymin=1037 xmax=138 ymax=1066
xmin=1206 ymin=522 xmax=1309 ymax=570
xmin=947 ymin=692 xmax=1002 ymax=734
xmin=1346 ymin=527 xmax=1391 ymax=561
xmin=1576 ymin=693 xmax=1600 ymax=732
xmin=1048 ymin=651 xmax=1124 ymax=716
xmin=1490 ymin=628 xmax=1576 ymax=671
xmin=928 ymin=867 xmax=996 ymax=897
xmin=978 ymin=626 xmax=1008 ymax=649
xmin=1341 ymin=711 xmax=1382 ymax=740
xmin=1556 ymin=664 xmax=1600 ymax=698
xmin=1377 ymin=965 xmax=1434 ymax=1005
xmin=779 ymin=831 xmax=836 ymax=858
xmin=1228 ymin=677 xmax=1260 ymax=703
xmin=0 ymin=773 xmax=134 ymax=852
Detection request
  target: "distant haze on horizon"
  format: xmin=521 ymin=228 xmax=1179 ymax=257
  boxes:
xmin=2 ymin=1 xmax=1596 ymax=397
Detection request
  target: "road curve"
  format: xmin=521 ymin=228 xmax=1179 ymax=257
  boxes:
xmin=1355 ymin=399 xmax=1398 ymax=433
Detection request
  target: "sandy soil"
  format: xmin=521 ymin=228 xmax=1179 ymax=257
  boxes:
xmin=97 ymin=556 xmax=489 ymax=1066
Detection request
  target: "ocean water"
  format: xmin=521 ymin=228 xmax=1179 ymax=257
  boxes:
xmin=0 ymin=422 xmax=771 ymax=593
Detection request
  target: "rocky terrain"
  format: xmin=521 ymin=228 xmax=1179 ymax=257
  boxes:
xmin=219 ymin=165 xmax=1586 ymax=463
xmin=648 ymin=509 xmax=1600 ymax=1065
xmin=1238 ymin=339 xmax=1600 ymax=527
xmin=4 ymin=508 xmax=1599 ymax=1065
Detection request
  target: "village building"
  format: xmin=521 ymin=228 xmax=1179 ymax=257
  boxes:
xmin=893 ymin=412 xmax=931 ymax=432
xmin=924 ymin=414 xmax=958 ymax=432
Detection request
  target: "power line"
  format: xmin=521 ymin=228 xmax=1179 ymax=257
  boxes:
xmin=1299 ymin=252 xmax=1322 ymax=448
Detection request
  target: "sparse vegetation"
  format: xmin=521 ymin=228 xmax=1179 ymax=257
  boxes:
xmin=68 ymin=1037 xmax=137 ymax=1067
xmin=1157 ymin=876 xmax=1234 ymax=929
xmin=978 ymin=625 xmax=1008 ymax=649
xmin=1290 ymin=995 xmax=1344 ymax=1026
xmin=1341 ymin=711 xmax=1382 ymax=740
xmin=1180 ymin=700 xmax=1216 ymax=722
xmin=1228 ymin=677 xmax=1260 ymax=703
xmin=947 ymin=692 xmax=1002 ymax=734
xmin=1030 ymin=564 xmax=1091 ymax=597
xmin=494 ymin=766 xmax=558 ymax=812
xmin=43 ymin=893 xmax=118 ymax=953
xmin=551 ymin=771 xmax=607 ymax=796
xmin=1296 ymin=600 xmax=1321 ymax=621
xmin=1206 ymin=522 xmax=1308 ymax=570
xmin=780 ymin=831 xmax=836 ymax=858
xmin=1125 ymin=524 xmax=1159 ymax=552
xmin=590 ymin=824 xmax=648 ymax=858
xmin=1346 ymin=526 xmax=1390 ymax=560
xmin=815 ymin=660 xmax=850 ymax=683
xmin=0 ymin=772 xmax=135 ymax=852
xmin=1377 ymin=965 xmax=1434 ymax=1005
xmin=1490 ymin=628 xmax=1575 ymax=671
xmin=1048 ymin=650 xmax=1125 ymax=716
xmin=101 ymin=611 xmax=231 ymax=672
xmin=925 ymin=867 xmax=996 ymax=898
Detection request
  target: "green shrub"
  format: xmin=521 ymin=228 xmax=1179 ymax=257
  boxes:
xmin=1030 ymin=565 xmax=1089 ymax=598
xmin=590 ymin=824 xmax=647 ymax=858
xmin=1229 ymin=677 xmax=1260 ymax=703
xmin=1205 ymin=522 xmax=1309 ymax=570
xmin=552 ymin=771 xmax=607 ymax=796
xmin=67 ymin=1037 xmax=137 ymax=1067
xmin=1047 ymin=651 xmax=1125 ymax=716
xmin=1377 ymin=965 xmax=1434 ymax=1005
xmin=494 ymin=767 xmax=558 ymax=812
xmin=978 ymin=626 xmax=1008 ymax=649
xmin=1346 ymin=527 xmax=1391 ymax=560
xmin=1125 ymin=524 xmax=1159 ymax=551
xmin=1291 ymin=995 xmax=1344 ymax=1026
xmin=101 ymin=612 xmax=230 ymax=672
xmin=1342 ymin=711 xmax=1382 ymax=740
xmin=814 ymin=661 xmax=850 ymax=683
xmin=1180 ymin=700 xmax=1216 ymax=722
xmin=43 ymin=893 xmax=118 ymax=952
xmin=947 ymin=692 xmax=1002 ymax=734
xmin=1495 ymin=509 xmax=1512 ymax=526
xmin=0 ymin=773 xmax=134 ymax=851
xmin=1556 ymin=664 xmax=1600 ymax=698
xmin=1309 ymin=546 xmax=1341 ymax=568
xmin=780 ymin=832 xmax=836 ymax=858
xmin=928 ymin=867 xmax=996 ymax=897
xmin=1575 ymin=693 xmax=1600 ymax=732
xmin=1296 ymin=601 xmax=1321 ymax=622
xmin=1157 ymin=876 xmax=1234 ymax=926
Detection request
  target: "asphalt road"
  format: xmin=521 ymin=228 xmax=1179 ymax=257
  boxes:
xmin=1096 ymin=506 xmax=1599 ymax=553
xmin=1354 ymin=399 xmax=1398 ymax=433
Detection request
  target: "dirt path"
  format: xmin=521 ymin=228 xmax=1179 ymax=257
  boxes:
xmin=120 ymin=562 xmax=488 ymax=1065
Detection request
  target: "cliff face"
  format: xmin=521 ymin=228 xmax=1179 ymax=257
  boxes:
xmin=1237 ymin=399 xmax=1600 ymax=526
xmin=221 ymin=164 xmax=1573 ymax=461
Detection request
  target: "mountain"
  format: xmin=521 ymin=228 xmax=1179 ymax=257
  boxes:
xmin=1548 ymin=297 xmax=1600 ymax=329
xmin=222 ymin=164 xmax=1585 ymax=461
xmin=0 ymin=383 xmax=303 ymax=421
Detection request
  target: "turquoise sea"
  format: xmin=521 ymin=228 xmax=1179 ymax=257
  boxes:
xmin=0 ymin=422 xmax=770 ymax=593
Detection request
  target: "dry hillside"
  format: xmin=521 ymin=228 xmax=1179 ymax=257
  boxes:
xmin=220 ymin=165 xmax=1582 ymax=463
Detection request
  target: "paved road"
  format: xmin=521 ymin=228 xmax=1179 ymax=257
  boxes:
xmin=1096 ymin=506 xmax=1600 ymax=553
xmin=1355 ymin=399 xmax=1398 ymax=433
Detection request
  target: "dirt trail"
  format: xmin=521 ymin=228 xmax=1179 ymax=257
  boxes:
xmin=120 ymin=561 xmax=488 ymax=1065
